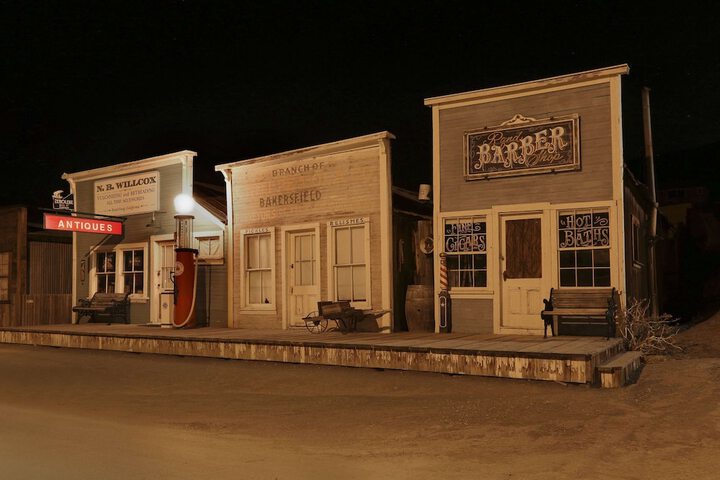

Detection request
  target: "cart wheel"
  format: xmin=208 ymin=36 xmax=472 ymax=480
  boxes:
xmin=305 ymin=317 xmax=328 ymax=334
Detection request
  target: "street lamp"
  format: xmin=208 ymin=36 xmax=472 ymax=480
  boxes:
xmin=173 ymin=193 xmax=198 ymax=328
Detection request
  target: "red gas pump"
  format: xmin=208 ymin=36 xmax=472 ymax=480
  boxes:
xmin=173 ymin=212 xmax=199 ymax=328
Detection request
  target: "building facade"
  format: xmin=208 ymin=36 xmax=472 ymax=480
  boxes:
xmin=216 ymin=132 xmax=395 ymax=331
xmin=425 ymin=65 xmax=652 ymax=335
xmin=63 ymin=151 xmax=228 ymax=326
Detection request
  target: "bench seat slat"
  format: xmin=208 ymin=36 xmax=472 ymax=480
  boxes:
xmin=542 ymin=308 xmax=607 ymax=316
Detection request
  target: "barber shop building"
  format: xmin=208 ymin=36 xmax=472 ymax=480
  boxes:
xmin=426 ymin=65 xmax=655 ymax=335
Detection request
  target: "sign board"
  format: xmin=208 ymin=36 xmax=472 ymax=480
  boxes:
xmin=43 ymin=213 xmax=123 ymax=236
xmin=444 ymin=220 xmax=486 ymax=253
xmin=464 ymin=114 xmax=580 ymax=180
xmin=52 ymin=190 xmax=75 ymax=211
xmin=94 ymin=171 xmax=159 ymax=216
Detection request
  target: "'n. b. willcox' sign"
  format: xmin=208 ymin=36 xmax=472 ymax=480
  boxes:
xmin=464 ymin=114 xmax=580 ymax=180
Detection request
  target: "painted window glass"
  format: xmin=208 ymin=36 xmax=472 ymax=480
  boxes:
xmin=443 ymin=217 xmax=487 ymax=288
xmin=95 ymin=251 xmax=116 ymax=293
xmin=558 ymin=210 xmax=611 ymax=287
xmin=333 ymin=225 xmax=366 ymax=302
xmin=122 ymin=249 xmax=145 ymax=295
xmin=246 ymin=233 xmax=273 ymax=305
xmin=0 ymin=252 xmax=10 ymax=302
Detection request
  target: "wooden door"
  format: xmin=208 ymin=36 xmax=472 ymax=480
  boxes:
xmin=287 ymin=231 xmax=319 ymax=327
xmin=501 ymin=215 xmax=544 ymax=330
xmin=153 ymin=240 xmax=175 ymax=326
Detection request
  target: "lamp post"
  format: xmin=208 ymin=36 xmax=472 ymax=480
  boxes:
xmin=173 ymin=193 xmax=199 ymax=328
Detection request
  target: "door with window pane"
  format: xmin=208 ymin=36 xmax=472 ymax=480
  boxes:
xmin=287 ymin=231 xmax=318 ymax=327
xmin=153 ymin=240 xmax=175 ymax=325
xmin=501 ymin=214 xmax=544 ymax=330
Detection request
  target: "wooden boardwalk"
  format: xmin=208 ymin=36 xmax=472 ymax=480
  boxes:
xmin=0 ymin=324 xmax=625 ymax=385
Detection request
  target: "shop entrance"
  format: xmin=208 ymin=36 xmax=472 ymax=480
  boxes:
xmin=286 ymin=230 xmax=320 ymax=328
xmin=151 ymin=238 xmax=176 ymax=326
xmin=500 ymin=213 xmax=544 ymax=331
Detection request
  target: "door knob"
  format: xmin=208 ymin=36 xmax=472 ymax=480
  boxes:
xmin=503 ymin=270 xmax=508 ymax=281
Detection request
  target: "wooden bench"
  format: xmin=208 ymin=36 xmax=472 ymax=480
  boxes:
xmin=72 ymin=292 xmax=131 ymax=324
xmin=302 ymin=301 xmax=390 ymax=333
xmin=540 ymin=288 xmax=618 ymax=339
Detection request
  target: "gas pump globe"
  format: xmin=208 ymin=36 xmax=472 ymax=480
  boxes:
xmin=172 ymin=194 xmax=199 ymax=328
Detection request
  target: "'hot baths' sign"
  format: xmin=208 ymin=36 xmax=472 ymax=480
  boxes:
xmin=464 ymin=114 xmax=580 ymax=180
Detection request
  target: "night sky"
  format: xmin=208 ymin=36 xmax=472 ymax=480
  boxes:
xmin=2 ymin=1 xmax=719 ymax=207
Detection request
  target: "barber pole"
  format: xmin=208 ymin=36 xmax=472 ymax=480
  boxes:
xmin=439 ymin=253 xmax=448 ymax=290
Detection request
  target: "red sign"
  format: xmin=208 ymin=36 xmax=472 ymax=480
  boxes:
xmin=43 ymin=213 xmax=123 ymax=235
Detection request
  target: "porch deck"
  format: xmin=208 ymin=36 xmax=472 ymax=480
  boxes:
xmin=0 ymin=324 xmax=625 ymax=385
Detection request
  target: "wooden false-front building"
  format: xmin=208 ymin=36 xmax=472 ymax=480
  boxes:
xmin=216 ymin=132 xmax=396 ymax=331
xmin=426 ymin=65 xmax=654 ymax=335
xmin=62 ymin=151 xmax=228 ymax=326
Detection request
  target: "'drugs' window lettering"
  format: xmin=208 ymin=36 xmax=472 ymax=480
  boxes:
xmin=246 ymin=233 xmax=273 ymax=305
xmin=444 ymin=217 xmax=487 ymax=288
xmin=558 ymin=210 xmax=611 ymax=287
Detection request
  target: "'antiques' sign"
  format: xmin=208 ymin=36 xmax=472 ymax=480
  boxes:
xmin=94 ymin=171 xmax=159 ymax=216
xmin=464 ymin=114 xmax=580 ymax=180
xmin=43 ymin=213 xmax=123 ymax=236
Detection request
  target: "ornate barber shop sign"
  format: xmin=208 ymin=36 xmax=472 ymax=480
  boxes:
xmin=464 ymin=114 xmax=580 ymax=180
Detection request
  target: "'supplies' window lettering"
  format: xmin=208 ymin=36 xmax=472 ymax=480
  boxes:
xmin=96 ymin=251 xmax=116 ymax=293
xmin=558 ymin=210 xmax=611 ymax=287
xmin=246 ymin=233 xmax=272 ymax=305
xmin=333 ymin=225 xmax=366 ymax=302
xmin=444 ymin=217 xmax=487 ymax=288
xmin=0 ymin=252 xmax=10 ymax=302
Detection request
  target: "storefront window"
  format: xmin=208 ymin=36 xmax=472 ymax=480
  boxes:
xmin=0 ymin=252 xmax=10 ymax=302
xmin=246 ymin=233 xmax=273 ymax=305
xmin=444 ymin=217 xmax=487 ymax=288
xmin=96 ymin=251 xmax=116 ymax=293
xmin=332 ymin=225 xmax=367 ymax=302
xmin=558 ymin=210 xmax=611 ymax=287
xmin=122 ymin=249 xmax=145 ymax=294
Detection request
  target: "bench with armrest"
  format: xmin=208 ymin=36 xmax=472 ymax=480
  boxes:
xmin=540 ymin=287 xmax=618 ymax=339
xmin=72 ymin=292 xmax=131 ymax=324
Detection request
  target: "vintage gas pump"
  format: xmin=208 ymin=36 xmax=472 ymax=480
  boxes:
xmin=438 ymin=253 xmax=452 ymax=333
xmin=172 ymin=194 xmax=199 ymax=328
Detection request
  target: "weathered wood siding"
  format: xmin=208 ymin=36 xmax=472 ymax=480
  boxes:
xmin=28 ymin=241 xmax=72 ymax=294
xmin=0 ymin=207 xmax=26 ymax=327
xmin=230 ymin=144 xmax=388 ymax=329
xmin=624 ymin=185 xmax=649 ymax=303
xmin=439 ymin=83 xmax=613 ymax=211
xmin=196 ymin=263 xmax=227 ymax=328
xmin=19 ymin=294 xmax=72 ymax=325
xmin=451 ymin=298 xmax=493 ymax=333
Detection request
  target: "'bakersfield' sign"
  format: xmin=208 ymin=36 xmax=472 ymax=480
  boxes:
xmin=44 ymin=213 xmax=123 ymax=236
xmin=464 ymin=114 xmax=580 ymax=180
xmin=94 ymin=171 xmax=159 ymax=216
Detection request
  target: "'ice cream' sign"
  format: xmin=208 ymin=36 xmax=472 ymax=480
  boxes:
xmin=464 ymin=114 xmax=580 ymax=180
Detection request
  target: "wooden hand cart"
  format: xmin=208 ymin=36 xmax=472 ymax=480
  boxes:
xmin=302 ymin=301 xmax=390 ymax=333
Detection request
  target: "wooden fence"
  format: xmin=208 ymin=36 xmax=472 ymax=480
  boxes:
xmin=18 ymin=294 xmax=73 ymax=326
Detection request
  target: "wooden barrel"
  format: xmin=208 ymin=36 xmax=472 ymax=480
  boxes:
xmin=405 ymin=285 xmax=435 ymax=332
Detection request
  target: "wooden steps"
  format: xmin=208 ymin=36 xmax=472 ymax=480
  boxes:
xmin=597 ymin=351 xmax=644 ymax=388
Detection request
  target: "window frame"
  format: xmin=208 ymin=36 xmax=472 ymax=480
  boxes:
xmin=631 ymin=215 xmax=644 ymax=268
xmin=441 ymin=214 xmax=489 ymax=291
xmin=193 ymin=230 xmax=224 ymax=265
xmin=556 ymin=208 xmax=612 ymax=288
xmin=240 ymin=227 xmax=276 ymax=311
xmin=0 ymin=251 xmax=11 ymax=303
xmin=91 ymin=242 xmax=149 ymax=302
xmin=327 ymin=218 xmax=371 ymax=309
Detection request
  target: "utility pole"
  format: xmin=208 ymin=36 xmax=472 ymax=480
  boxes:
xmin=642 ymin=87 xmax=660 ymax=318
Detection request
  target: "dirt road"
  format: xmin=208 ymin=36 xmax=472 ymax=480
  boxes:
xmin=1 ymin=315 xmax=720 ymax=479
